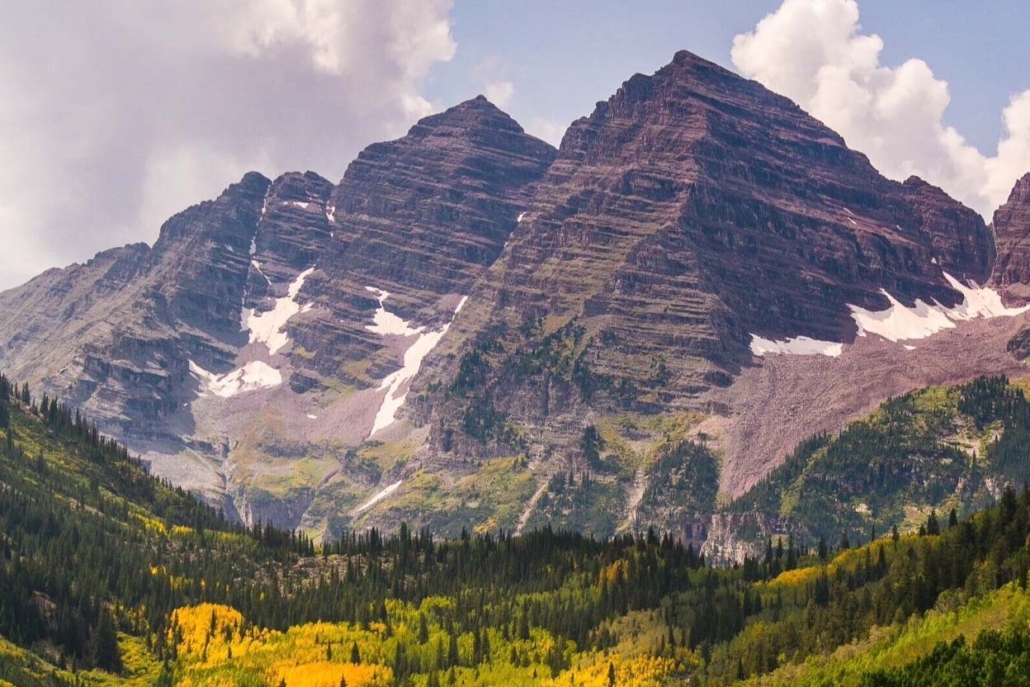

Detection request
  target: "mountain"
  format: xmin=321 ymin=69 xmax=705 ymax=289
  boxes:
xmin=408 ymin=50 xmax=1022 ymax=540
xmin=991 ymin=172 xmax=1030 ymax=303
xmin=0 ymin=98 xmax=556 ymax=528
xmin=1 ymin=50 xmax=1029 ymax=550
xmin=417 ymin=51 xmax=995 ymax=460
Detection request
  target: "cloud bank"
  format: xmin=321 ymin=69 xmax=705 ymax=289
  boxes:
xmin=0 ymin=0 xmax=455 ymax=290
xmin=732 ymin=0 xmax=1030 ymax=219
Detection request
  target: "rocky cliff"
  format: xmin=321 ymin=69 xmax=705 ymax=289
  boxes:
xmin=417 ymin=50 xmax=995 ymax=461
xmin=991 ymin=172 xmax=1030 ymax=304
xmin=0 ymin=50 xmax=1027 ymax=548
xmin=0 ymin=98 xmax=556 ymax=527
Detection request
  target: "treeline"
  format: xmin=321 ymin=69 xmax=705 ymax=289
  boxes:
xmin=0 ymin=373 xmax=311 ymax=674
xmin=702 ymin=485 xmax=1030 ymax=684
xmin=859 ymin=624 xmax=1030 ymax=686
xmin=0 ymin=371 xmax=710 ymax=681
xmin=8 ymin=369 xmax=1030 ymax=685
xmin=732 ymin=375 xmax=1030 ymax=549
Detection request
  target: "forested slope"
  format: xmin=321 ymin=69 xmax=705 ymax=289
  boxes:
xmin=4 ymin=370 xmax=1030 ymax=686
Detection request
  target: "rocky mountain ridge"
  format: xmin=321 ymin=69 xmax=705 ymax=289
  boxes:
xmin=991 ymin=172 xmax=1030 ymax=304
xmin=415 ymin=49 xmax=998 ymax=466
xmin=1 ymin=50 xmax=1029 ymax=551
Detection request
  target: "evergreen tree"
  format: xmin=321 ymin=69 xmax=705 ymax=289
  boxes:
xmin=91 ymin=607 xmax=122 ymax=673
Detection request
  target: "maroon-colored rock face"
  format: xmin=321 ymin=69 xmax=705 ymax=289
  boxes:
xmin=283 ymin=97 xmax=557 ymax=388
xmin=325 ymin=95 xmax=556 ymax=314
xmin=0 ymin=97 xmax=558 ymax=455
xmin=991 ymin=173 xmax=1030 ymax=304
xmin=422 ymin=50 xmax=995 ymax=446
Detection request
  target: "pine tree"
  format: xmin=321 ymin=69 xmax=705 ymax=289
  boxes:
xmin=91 ymin=607 xmax=122 ymax=673
xmin=926 ymin=510 xmax=940 ymax=536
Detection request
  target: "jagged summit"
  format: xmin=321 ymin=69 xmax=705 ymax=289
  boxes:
xmin=324 ymin=96 xmax=556 ymax=307
xmin=386 ymin=95 xmax=548 ymax=148
xmin=992 ymin=172 xmax=1030 ymax=303
xmin=0 ymin=48 xmax=1025 ymax=545
xmin=421 ymin=48 xmax=995 ymax=446
xmin=0 ymin=91 xmax=558 ymax=528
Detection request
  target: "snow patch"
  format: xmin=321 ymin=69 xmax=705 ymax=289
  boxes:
xmin=326 ymin=205 xmax=336 ymax=222
xmin=290 ymin=201 xmax=310 ymax=209
xmin=307 ymin=414 xmax=318 ymax=420
xmin=245 ymin=268 xmax=315 ymax=355
xmin=365 ymin=288 xmax=424 ymax=337
xmin=849 ymin=272 xmax=1030 ymax=343
xmin=366 ymin=290 xmax=466 ymax=436
xmin=517 ymin=212 xmax=526 ymax=223
xmin=849 ymin=291 xmax=956 ymax=342
xmin=189 ymin=360 xmax=282 ymax=398
xmin=750 ymin=335 xmax=842 ymax=358
xmin=353 ymin=480 xmax=402 ymax=514
xmin=903 ymin=344 xmax=916 ymax=351
xmin=939 ymin=272 xmax=1030 ymax=320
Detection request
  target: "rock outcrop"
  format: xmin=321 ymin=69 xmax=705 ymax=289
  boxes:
xmin=0 ymin=172 xmax=272 ymax=446
xmin=418 ymin=50 xmax=995 ymax=459
xmin=991 ymin=173 xmax=1030 ymax=304
xmin=0 ymin=97 xmax=556 ymax=529
xmin=1 ymin=51 xmax=1025 ymax=545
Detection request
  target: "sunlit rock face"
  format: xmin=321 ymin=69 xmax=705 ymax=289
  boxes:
xmin=417 ymin=49 xmax=995 ymax=460
xmin=0 ymin=98 xmax=556 ymax=530
xmin=0 ymin=51 xmax=1019 ymax=543
xmin=992 ymin=173 xmax=1030 ymax=305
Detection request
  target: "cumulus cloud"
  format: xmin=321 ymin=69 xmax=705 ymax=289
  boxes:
xmin=526 ymin=118 xmax=568 ymax=148
xmin=472 ymin=55 xmax=517 ymax=109
xmin=0 ymin=0 xmax=455 ymax=290
xmin=484 ymin=81 xmax=515 ymax=108
xmin=732 ymin=0 xmax=1030 ymax=219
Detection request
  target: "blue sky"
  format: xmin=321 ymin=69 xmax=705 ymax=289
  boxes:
xmin=1 ymin=0 xmax=1028 ymax=290
xmin=429 ymin=1 xmax=1026 ymax=154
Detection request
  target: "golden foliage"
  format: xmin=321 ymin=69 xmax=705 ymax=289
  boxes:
xmin=169 ymin=604 xmax=245 ymax=657
xmin=274 ymin=662 xmax=391 ymax=687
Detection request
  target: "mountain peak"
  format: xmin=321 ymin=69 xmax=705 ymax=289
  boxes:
xmin=1006 ymin=172 xmax=1030 ymax=206
xmin=404 ymin=95 xmax=531 ymax=141
xmin=990 ymin=172 xmax=1030 ymax=303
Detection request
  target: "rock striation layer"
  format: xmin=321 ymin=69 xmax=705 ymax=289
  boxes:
xmin=991 ymin=172 xmax=1030 ymax=304
xmin=419 ymin=50 xmax=995 ymax=458
xmin=0 ymin=98 xmax=556 ymax=527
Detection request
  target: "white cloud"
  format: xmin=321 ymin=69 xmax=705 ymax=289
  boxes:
xmin=473 ymin=56 xmax=517 ymax=109
xmin=0 ymin=0 xmax=456 ymax=291
xmin=526 ymin=118 xmax=567 ymax=148
xmin=484 ymin=81 xmax=515 ymax=108
xmin=732 ymin=0 xmax=1030 ymax=218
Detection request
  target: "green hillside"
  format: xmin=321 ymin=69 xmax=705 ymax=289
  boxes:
xmin=5 ymin=370 xmax=1030 ymax=686
xmin=731 ymin=376 xmax=1030 ymax=548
